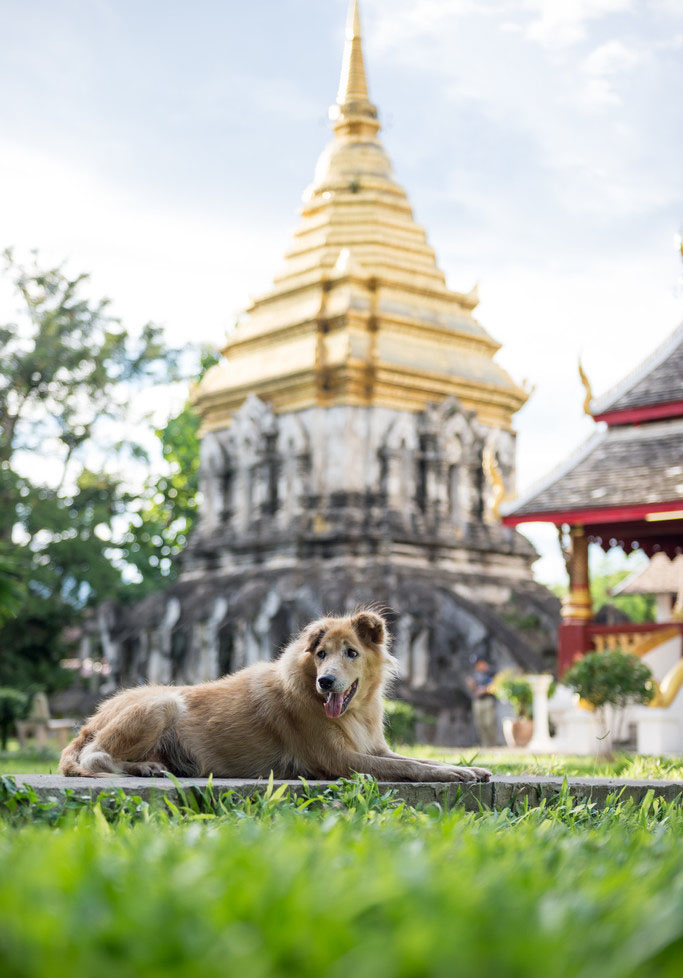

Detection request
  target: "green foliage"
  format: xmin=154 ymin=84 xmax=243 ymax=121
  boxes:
xmin=591 ymin=565 xmax=655 ymax=623
xmin=383 ymin=698 xmax=421 ymax=745
xmin=0 ymin=550 xmax=25 ymax=626
xmin=121 ymin=348 xmax=218 ymax=600
xmin=564 ymin=650 xmax=655 ymax=710
xmin=502 ymin=610 xmax=541 ymax=632
xmin=550 ymin=563 xmax=656 ymax=624
xmin=1 ymin=775 xmax=683 ymax=977
xmin=0 ymin=690 xmax=28 ymax=750
xmin=493 ymin=671 xmax=534 ymax=719
xmin=0 ymin=250 xmax=181 ymax=689
xmin=5 ymin=744 xmax=683 ymax=781
xmin=0 ymin=744 xmax=60 ymax=775
xmin=396 ymin=746 xmax=683 ymax=781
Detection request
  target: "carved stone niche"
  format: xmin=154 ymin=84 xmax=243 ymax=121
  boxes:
xmin=378 ymin=413 xmax=419 ymax=521
xmin=377 ymin=397 xmax=485 ymax=534
xmin=276 ymin=414 xmax=311 ymax=526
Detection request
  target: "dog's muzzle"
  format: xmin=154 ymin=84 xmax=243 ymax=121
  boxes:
xmin=318 ymin=678 xmax=358 ymax=719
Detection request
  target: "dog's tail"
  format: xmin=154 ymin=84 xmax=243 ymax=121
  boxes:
xmin=58 ymin=727 xmax=100 ymax=777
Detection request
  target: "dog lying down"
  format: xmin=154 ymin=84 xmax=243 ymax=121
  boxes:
xmin=59 ymin=611 xmax=491 ymax=783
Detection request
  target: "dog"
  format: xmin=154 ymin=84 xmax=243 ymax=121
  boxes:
xmin=59 ymin=611 xmax=491 ymax=783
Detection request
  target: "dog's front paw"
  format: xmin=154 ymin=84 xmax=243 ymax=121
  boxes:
xmin=122 ymin=761 xmax=168 ymax=777
xmin=468 ymin=766 xmax=492 ymax=782
xmin=437 ymin=765 xmax=492 ymax=783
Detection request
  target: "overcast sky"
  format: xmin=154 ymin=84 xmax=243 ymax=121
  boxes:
xmin=3 ymin=0 xmax=683 ymax=583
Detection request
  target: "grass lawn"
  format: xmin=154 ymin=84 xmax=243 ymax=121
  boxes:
xmin=0 ymin=743 xmax=62 ymax=775
xmin=399 ymin=744 xmax=683 ymax=780
xmin=2 ymin=740 xmax=683 ymax=779
xmin=1 ymin=774 xmax=683 ymax=977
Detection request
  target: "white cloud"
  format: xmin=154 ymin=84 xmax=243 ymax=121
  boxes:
xmin=0 ymin=140 xmax=284 ymax=349
xmin=523 ymin=0 xmax=634 ymax=49
xmin=580 ymin=39 xmax=644 ymax=107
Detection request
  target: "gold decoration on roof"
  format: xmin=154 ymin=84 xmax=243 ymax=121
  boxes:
xmin=578 ymin=359 xmax=593 ymax=416
xmin=483 ymin=446 xmax=506 ymax=522
xmin=193 ymin=0 xmax=529 ymax=434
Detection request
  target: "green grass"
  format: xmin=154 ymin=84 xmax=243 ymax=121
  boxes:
xmin=3 ymin=739 xmax=683 ymax=779
xmin=398 ymin=745 xmax=683 ymax=780
xmin=0 ymin=744 xmax=61 ymax=775
xmin=1 ymin=775 xmax=683 ymax=977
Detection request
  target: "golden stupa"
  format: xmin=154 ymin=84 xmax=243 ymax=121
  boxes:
xmin=194 ymin=0 xmax=527 ymax=434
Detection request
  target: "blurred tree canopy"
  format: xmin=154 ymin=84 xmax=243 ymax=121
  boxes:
xmin=551 ymin=560 xmax=655 ymax=624
xmin=121 ymin=347 xmax=218 ymax=601
xmin=0 ymin=249 xmax=211 ymax=690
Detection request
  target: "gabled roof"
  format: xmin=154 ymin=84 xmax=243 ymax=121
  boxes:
xmin=614 ymin=552 xmax=683 ymax=595
xmin=502 ymin=417 xmax=683 ymax=522
xmin=591 ymin=321 xmax=683 ymax=420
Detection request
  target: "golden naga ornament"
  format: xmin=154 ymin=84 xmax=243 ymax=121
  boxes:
xmin=482 ymin=445 xmax=505 ymax=522
xmin=578 ymin=359 xmax=594 ymax=416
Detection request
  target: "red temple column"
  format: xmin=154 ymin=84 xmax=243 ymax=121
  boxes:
xmin=558 ymin=525 xmax=593 ymax=675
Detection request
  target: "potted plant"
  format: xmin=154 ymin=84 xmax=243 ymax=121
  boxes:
xmin=494 ymin=672 xmax=534 ymax=747
xmin=563 ymin=649 xmax=654 ymax=757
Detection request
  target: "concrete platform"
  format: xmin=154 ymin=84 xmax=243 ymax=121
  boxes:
xmin=6 ymin=774 xmax=683 ymax=810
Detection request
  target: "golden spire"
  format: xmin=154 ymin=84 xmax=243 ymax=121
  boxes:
xmin=192 ymin=0 xmax=530 ymax=434
xmin=337 ymin=0 xmax=369 ymax=103
xmin=330 ymin=0 xmax=379 ymax=136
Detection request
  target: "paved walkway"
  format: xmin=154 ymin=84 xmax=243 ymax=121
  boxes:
xmin=7 ymin=774 xmax=683 ymax=809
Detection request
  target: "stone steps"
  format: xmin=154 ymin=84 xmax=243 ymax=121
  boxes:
xmin=6 ymin=774 xmax=683 ymax=810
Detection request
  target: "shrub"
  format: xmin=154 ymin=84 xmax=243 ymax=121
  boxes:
xmin=383 ymin=699 xmax=420 ymax=745
xmin=563 ymin=650 xmax=654 ymax=711
xmin=494 ymin=672 xmax=533 ymax=719
xmin=564 ymin=650 xmax=654 ymax=756
xmin=0 ymin=687 xmax=28 ymax=750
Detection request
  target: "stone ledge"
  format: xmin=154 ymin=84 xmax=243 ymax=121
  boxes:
xmin=5 ymin=774 xmax=683 ymax=810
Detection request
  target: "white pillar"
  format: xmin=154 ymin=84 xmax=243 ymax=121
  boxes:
xmin=526 ymin=674 xmax=555 ymax=753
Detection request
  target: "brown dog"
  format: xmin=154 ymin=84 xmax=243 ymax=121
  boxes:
xmin=59 ymin=611 xmax=491 ymax=783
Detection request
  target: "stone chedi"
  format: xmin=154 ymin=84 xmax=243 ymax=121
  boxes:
xmin=104 ymin=1 xmax=557 ymax=743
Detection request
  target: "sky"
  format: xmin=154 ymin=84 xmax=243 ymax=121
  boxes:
xmin=2 ymin=0 xmax=683 ymax=584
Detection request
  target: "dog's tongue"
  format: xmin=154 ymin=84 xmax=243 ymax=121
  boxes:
xmin=324 ymin=691 xmax=345 ymax=719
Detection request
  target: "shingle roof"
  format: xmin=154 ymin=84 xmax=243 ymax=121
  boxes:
xmin=591 ymin=322 xmax=683 ymax=416
xmin=503 ymin=418 xmax=683 ymax=519
xmin=614 ymin=552 xmax=683 ymax=595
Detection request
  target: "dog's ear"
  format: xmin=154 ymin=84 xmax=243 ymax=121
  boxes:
xmin=302 ymin=621 xmax=327 ymax=655
xmin=351 ymin=611 xmax=386 ymax=648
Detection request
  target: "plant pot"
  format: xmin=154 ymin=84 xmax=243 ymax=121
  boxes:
xmin=502 ymin=716 xmax=534 ymax=748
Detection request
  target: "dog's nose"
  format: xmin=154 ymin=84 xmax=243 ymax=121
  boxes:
xmin=318 ymin=674 xmax=336 ymax=691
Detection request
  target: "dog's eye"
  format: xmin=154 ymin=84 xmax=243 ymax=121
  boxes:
xmin=317 ymin=650 xmax=327 ymax=659
xmin=346 ymin=648 xmax=358 ymax=659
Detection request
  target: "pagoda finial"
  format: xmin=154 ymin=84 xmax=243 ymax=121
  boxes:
xmin=330 ymin=0 xmax=379 ymax=135
xmin=337 ymin=0 xmax=369 ymax=104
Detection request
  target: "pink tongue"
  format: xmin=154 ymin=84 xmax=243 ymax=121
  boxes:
xmin=325 ymin=691 xmax=345 ymax=719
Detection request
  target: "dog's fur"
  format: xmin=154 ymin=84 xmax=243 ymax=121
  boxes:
xmin=59 ymin=612 xmax=491 ymax=783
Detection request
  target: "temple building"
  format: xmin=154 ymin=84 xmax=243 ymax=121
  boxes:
xmin=503 ymin=321 xmax=683 ymax=751
xmin=96 ymin=0 xmax=558 ymax=744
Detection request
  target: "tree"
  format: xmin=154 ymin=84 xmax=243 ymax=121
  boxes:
xmin=564 ymin=650 xmax=654 ymax=757
xmin=493 ymin=672 xmax=533 ymax=719
xmin=551 ymin=557 xmax=656 ymax=624
xmin=0 ymin=688 xmax=28 ymax=750
xmin=0 ymin=249 xmax=180 ymax=690
xmin=120 ymin=348 xmax=218 ymax=600
xmin=0 ymin=552 xmax=24 ymax=626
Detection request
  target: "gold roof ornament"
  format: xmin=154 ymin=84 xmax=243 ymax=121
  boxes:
xmin=578 ymin=359 xmax=594 ymax=416
xmin=194 ymin=0 xmax=529 ymax=433
xmin=482 ymin=445 xmax=506 ymax=522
